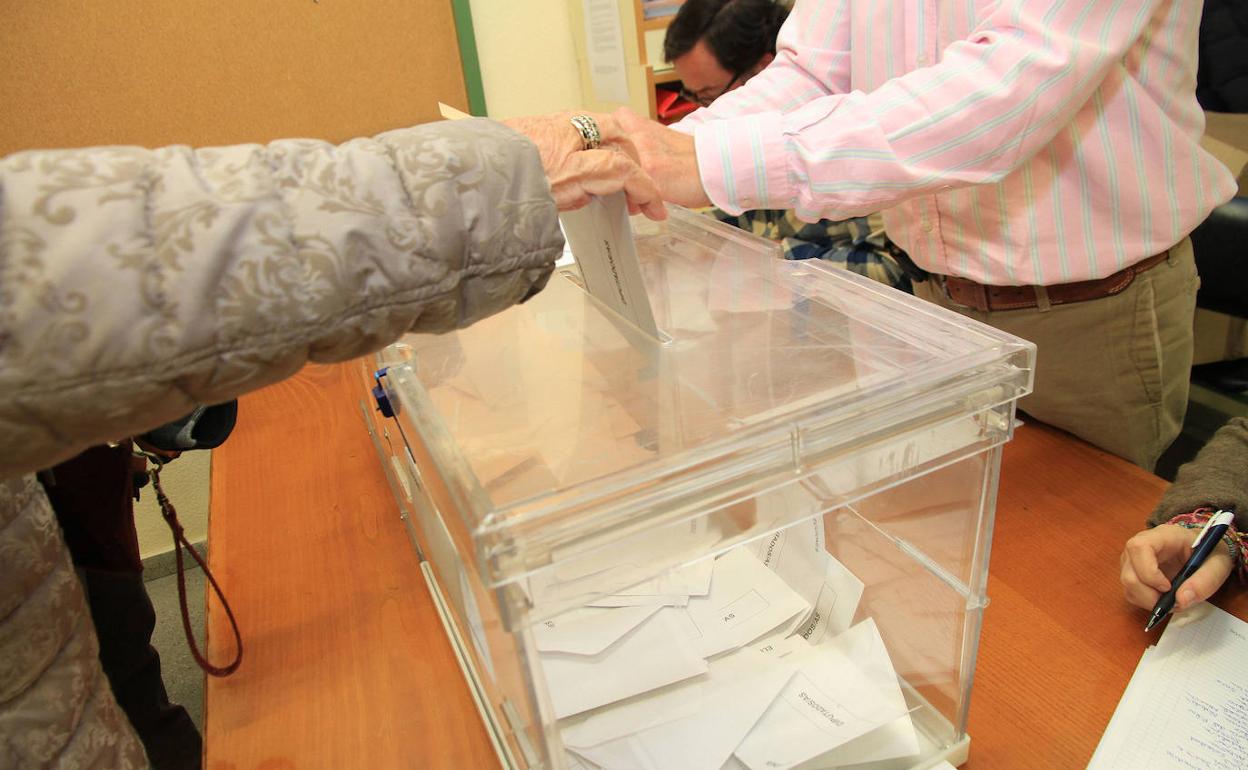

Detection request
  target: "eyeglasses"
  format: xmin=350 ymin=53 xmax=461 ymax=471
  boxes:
xmin=678 ymin=69 xmax=747 ymax=108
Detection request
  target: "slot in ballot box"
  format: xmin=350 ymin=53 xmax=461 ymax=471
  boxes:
xmin=360 ymin=206 xmax=1035 ymax=770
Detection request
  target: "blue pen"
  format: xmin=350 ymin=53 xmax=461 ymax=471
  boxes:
xmin=1145 ymin=510 xmax=1235 ymax=631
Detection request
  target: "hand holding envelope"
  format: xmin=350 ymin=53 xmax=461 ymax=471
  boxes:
xmin=438 ymin=102 xmax=667 ymax=222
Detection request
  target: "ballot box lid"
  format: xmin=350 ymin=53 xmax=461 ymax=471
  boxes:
xmin=380 ymin=206 xmax=1034 ymax=587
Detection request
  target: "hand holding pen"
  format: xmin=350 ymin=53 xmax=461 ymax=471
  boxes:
xmin=1120 ymin=510 xmax=1237 ymax=625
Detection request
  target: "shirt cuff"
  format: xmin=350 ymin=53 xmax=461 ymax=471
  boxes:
xmin=692 ymin=112 xmax=791 ymax=216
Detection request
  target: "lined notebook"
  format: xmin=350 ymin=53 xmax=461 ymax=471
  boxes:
xmin=1088 ymin=604 xmax=1248 ymax=769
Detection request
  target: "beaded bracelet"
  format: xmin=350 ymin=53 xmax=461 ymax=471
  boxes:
xmin=1165 ymin=507 xmax=1248 ymax=581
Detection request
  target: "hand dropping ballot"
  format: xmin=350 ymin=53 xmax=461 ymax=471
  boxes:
xmin=558 ymin=193 xmax=660 ymax=339
xmin=437 ymin=102 xmax=658 ymax=339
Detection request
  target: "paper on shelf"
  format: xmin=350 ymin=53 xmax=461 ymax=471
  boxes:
xmin=437 ymin=101 xmax=472 ymax=120
xmin=540 ymin=608 xmax=707 ymax=719
xmin=580 ymin=0 xmax=629 ymax=103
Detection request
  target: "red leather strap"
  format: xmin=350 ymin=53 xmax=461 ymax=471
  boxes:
xmin=148 ymin=459 xmax=243 ymax=677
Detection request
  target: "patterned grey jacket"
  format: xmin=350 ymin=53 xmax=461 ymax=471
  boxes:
xmin=0 ymin=119 xmax=563 ymax=767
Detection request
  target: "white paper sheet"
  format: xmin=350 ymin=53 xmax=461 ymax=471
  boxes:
xmin=587 ymin=594 xmax=691 ymax=608
xmin=563 ymin=641 xmax=786 ymax=749
xmin=540 ymin=609 xmax=708 ymax=719
xmin=787 ymin=617 xmax=919 ymax=768
xmin=609 ymin=559 xmax=714 ymax=598
xmin=569 ymin=646 xmax=793 ymax=770
xmin=734 ymin=619 xmax=911 ymax=770
xmin=566 ymin=750 xmax=602 ymax=770
xmin=747 ymin=509 xmax=864 ymax=644
xmin=680 ymin=547 xmax=810 ymax=658
xmin=580 ymin=0 xmax=630 ymax=104
xmin=534 ymin=605 xmax=663 ymax=656
xmin=538 ymin=518 xmax=718 ymax=607
xmin=560 ymin=192 xmax=659 ymax=338
xmin=1088 ymin=603 xmax=1248 ymax=769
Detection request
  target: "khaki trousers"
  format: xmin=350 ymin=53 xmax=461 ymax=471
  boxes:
xmin=915 ymin=239 xmax=1197 ymax=471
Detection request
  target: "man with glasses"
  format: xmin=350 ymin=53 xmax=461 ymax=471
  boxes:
xmin=663 ymin=0 xmax=915 ymax=292
xmin=665 ymin=0 xmax=785 ymax=108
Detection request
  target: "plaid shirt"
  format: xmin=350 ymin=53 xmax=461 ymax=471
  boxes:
xmin=711 ymin=208 xmax=913 ymax=293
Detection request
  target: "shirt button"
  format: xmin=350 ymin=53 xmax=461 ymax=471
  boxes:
xmin=916 ymin=53 xmax=930 ymax=66
xmin=922 ymin=219 xmax=934 ymax=233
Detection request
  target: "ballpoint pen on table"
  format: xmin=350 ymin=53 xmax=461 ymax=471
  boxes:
xmin=1145 ymin=509 xmax=1236 ymax=631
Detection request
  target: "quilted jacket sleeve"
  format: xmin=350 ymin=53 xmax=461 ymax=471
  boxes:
xmin=0 ymin=118 xmax=563 ymax=477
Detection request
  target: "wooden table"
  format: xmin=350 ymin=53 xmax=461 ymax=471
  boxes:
xmin=205 ymin=362 xmax=1248 ymax=770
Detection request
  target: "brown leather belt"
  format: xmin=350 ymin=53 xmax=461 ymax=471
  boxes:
xmin=942 ymin=250 xmax=1170 ymax=312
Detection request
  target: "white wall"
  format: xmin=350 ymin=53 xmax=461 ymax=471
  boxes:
xmin=468 ymin=0 xmax=585 ymax=117
xmin=135 ymin=450 xmax=211 ymax=559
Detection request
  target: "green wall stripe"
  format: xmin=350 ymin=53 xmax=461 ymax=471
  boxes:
xmin=450 ymin=0 xmax=488 ymax=117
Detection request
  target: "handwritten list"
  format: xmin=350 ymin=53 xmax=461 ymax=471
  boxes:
xmin=1089 ymin=604 xmax=1248 ymax=769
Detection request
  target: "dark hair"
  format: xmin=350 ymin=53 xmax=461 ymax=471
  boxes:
xmin=663 ymin=0 xmax=790 ymax=74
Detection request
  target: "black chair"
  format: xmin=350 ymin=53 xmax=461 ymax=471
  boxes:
xmin=1191 ymin=195 xmax=1248 ymax=391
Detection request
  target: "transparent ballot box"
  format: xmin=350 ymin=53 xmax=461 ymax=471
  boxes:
xmin=359 ymin=207 xmax=1035 ymax=770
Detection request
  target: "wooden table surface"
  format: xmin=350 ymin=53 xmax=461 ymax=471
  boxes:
xmin=205 ymin=362 xmax=1248 ymax=770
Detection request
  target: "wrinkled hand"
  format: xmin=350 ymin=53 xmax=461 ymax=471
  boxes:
xmin=612 ymin=108 xmax=712 ymax=209
xmin=1120 ymin=524 xmax=1234 ymax=612
xmin=503 ymin=112 xmax=667 ymax=221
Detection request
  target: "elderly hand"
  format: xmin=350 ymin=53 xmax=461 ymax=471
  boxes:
xmin=503 ymin=112 xmax=667 ymax=221
xmin=1120 ymin=524 xmax=1235 ymax=612
xmin=612 ymin=108 xmax=712 ymax=209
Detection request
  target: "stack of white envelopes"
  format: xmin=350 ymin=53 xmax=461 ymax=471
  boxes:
xmin=531 ymin=518 xmax=924 ymax=770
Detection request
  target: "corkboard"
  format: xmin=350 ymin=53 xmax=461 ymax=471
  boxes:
xmin=0 ymin=0 xmax=470 ymax=154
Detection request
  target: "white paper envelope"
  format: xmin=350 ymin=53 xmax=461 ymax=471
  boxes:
xmin=682 ymin=548 xmax=810 ymax=658
xmin=570 ymin=740 xmax=656 ymax=770
xmin=734 ymin=619 xmax=910 ymax=770
xmin=570 ymin=646 xmax=793 ymax=770
xmin=792 ymin=554 xmax=865 ymax=645
xmin=559 ymin=192 xmax=659 ymax=338
xmin=533 ymin=605 xmax=663 ymax=656
xmin=540 ymin=609 xmax=708 ymax=719
xmin=565 ymin=750 xmax=603 ymax=770
xmin=588 ymin=594 xmax=690 ymax=608
xmin=610 ymin=559 xmax=714 ymax=598
xmin=550 ymin=517 xmax=718 ymax=583
xmin=796 ymin=617 xmax=918 ymax=766
xmin=790 ymin=713 xmax=920 ymax=769
xmin=563 ymin=643 xmax=785 ymax=749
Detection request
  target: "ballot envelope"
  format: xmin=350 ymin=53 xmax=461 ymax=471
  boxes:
xmin=359 ymin=206 xmax=1035 ymax=770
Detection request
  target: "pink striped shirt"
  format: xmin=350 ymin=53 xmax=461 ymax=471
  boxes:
xmin=676 ymin=0 xmax=1237 ymax=285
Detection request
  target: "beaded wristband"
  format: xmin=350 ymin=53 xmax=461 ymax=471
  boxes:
xmin=1165 ymin=507 xmax=1248 ymax=581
